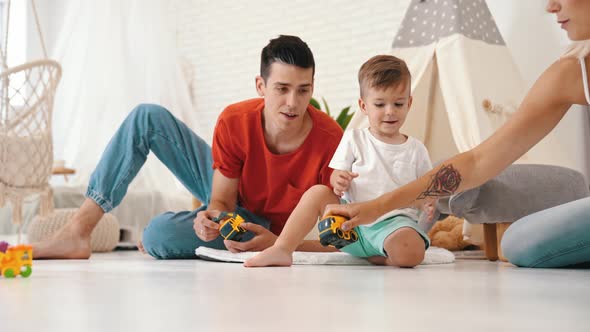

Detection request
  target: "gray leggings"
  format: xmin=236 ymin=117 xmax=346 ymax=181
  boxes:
xmin=502 ymin=196 xmax=590 ymax=268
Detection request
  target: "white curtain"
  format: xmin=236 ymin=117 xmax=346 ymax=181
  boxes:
xmin=51 ymin=0 xmax=201 ymax=194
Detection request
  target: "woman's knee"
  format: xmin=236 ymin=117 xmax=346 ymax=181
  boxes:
xmin=500 ymin=218 xmax=532 ymax=267
xmin=501 ymin=199 xmax=590 ymax=267
xmin=384 ymin=228 xmax=426 ymax=268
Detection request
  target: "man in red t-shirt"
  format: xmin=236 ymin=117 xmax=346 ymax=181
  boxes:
xmin=33 ymin=35 xmax=342 ymax=259
xmin=194 ymin=36 xmax=343 ymax=254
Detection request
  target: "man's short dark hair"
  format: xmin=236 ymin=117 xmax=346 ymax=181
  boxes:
xmin=260 ymin=35 xmax=315 ymax=81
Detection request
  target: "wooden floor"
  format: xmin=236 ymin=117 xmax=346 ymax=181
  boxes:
xmin=1 ymin=250 xmax=589 ymax=332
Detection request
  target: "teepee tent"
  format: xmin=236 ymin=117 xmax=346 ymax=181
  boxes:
xmin=348 ymin=0 xmax=526 ymax=162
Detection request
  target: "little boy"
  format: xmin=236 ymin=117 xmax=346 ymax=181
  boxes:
xmin=245 ymin=55 xmax=433 ymax=268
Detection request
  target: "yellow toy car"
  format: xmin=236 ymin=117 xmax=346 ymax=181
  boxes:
xmin=318 ymin=215 xmax=359 ymax=249
xmin=214 ymin=212 xmax=250 ymax=241
xmin=0 ymin=243 xmax=33 ymax=278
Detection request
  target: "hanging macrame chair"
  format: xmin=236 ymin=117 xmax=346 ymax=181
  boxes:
xmin=0 ymin=0 xmax=62 ymax=240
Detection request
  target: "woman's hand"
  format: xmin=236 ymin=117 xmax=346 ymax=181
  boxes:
xmin=324 ymin=199 xmax=383 ymax=230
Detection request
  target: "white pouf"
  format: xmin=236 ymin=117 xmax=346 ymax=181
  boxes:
xmin=28 ymin=208 xmax=120 ymax=252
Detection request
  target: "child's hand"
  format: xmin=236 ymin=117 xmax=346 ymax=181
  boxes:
xmin=331 ymin=170 xmax=359 ymax=197
xmin=421 ymin=200 xmax=437 ymax=222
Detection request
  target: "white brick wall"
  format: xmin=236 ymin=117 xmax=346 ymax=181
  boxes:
xmin=167 ymin=0 xmax=409 ymax=143
xmin=30 ymin=0 xmax=590 ymax=179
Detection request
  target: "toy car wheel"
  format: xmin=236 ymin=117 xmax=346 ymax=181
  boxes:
xmin=320 ymin=237 xmax=330 ymax=247
xmin=20 ymin=265 xmax=32 ymax=278
xmin=350 ymin=231 xmax=358 ymax=242
xmin=336 ymin=228 xmax=344 ymax=238
xmin=3 ymin=268 xmax=15 ymax=278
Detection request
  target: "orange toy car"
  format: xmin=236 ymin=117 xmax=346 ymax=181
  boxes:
xmin=0 ymin=242 xmax=33 ymax=278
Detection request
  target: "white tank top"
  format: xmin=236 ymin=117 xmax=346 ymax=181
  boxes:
xmin=582 ymin=58 xmax=590 ymax=105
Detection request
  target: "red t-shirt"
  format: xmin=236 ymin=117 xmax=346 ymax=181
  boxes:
xmin=212 ymin=98 xmax=343 ymax=234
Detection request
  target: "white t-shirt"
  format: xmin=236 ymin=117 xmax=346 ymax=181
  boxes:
xmin=329 ymin=128 xmax=432 ymax=225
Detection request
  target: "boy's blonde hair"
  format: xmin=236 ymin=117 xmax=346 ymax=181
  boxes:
xmin=358 ymin=55 xmax=411 ymax=97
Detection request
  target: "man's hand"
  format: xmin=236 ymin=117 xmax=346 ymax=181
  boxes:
xmin=194 ymin=210 xmax=221 ymax=241
xmin=223 ymin=223 xmax=277 ymax=253
xmin=323 ymin=199 xmax=383 ymax=231
xmin=331 ymin=170 xmax=359 ymax=197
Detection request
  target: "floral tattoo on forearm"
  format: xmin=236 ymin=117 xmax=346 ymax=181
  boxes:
xmin=417 ymin=164 xmax=462 ymax=200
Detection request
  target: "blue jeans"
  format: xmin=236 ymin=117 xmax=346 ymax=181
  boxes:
xmin=86 ymin=104 xmax=270 ymax=259
xmin=501 ymin=196 xmax=590 ymax=268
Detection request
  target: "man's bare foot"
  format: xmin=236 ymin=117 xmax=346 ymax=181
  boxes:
xmin=33 ymin=198 xmax=104 ymax=259
xmin=138 ymin=240 xmax=146 ymax=254
xmin=32 ymin=221 xmax=92 ymax=259
xmin=244 ymin=246 xmax=293 ymax=267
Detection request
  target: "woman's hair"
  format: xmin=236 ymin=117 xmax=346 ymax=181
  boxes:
xmin=562 ymin=40 xmax=590 ymax=59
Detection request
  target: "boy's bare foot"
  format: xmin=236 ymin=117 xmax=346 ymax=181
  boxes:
xmin=244 ymin=246 xmax=293 ymax=267
xmin=32 ymin=222 xmax=92 ymax=259
xmin=367 ymin=256 xmax=387 ymax=265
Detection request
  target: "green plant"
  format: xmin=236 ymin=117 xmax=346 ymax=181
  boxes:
xmin=310 ymin=97 xmax=355 ymax=130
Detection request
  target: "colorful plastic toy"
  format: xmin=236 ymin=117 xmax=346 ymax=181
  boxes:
xmin=213 ymin=212 xmax=250 ymax=241
xmin=0 ymin=243 xmax=33 ymax=278
xmin=0 ymin=241 xmax=8 ymax=253
xmin=318 ymin=215 xmax=359 ymax=249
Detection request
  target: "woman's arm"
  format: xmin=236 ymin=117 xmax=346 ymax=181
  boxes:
xmin=328 ymin=57 xmax=585 ymax=230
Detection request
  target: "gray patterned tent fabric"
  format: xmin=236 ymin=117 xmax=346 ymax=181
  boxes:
xmin=394 ymin=0 xmax=504 ymax=47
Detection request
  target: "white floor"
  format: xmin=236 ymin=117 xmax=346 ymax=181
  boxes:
xmin=1 ymin=251 xmax=590 ymax=332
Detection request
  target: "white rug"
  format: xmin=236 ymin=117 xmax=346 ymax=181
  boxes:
xmin=195 ymin=246 xmax=455 ymax=265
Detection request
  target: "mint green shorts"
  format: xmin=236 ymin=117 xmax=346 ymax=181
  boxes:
xmin=340 ymin=215 xmax=430 ymax=258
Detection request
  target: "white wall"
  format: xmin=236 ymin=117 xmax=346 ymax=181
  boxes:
xmin=30 ymin=0 xmax=590 ymax=180
xmin=166 ymin=0 xmax=408 ymax=144
xmin=488 ymin=0 xmax=590 ymax=180
xmin=167 ymin=0 xmax=589 ymax=178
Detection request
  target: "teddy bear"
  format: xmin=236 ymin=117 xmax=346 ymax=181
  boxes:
xmin=427 ymin=215 xmax=473 ymax=251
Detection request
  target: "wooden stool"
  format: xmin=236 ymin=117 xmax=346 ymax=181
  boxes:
xmin=52 ymin=166 xmax=76 ymax=182
xmin=483 ymin=222 xmax=512 ymax=262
